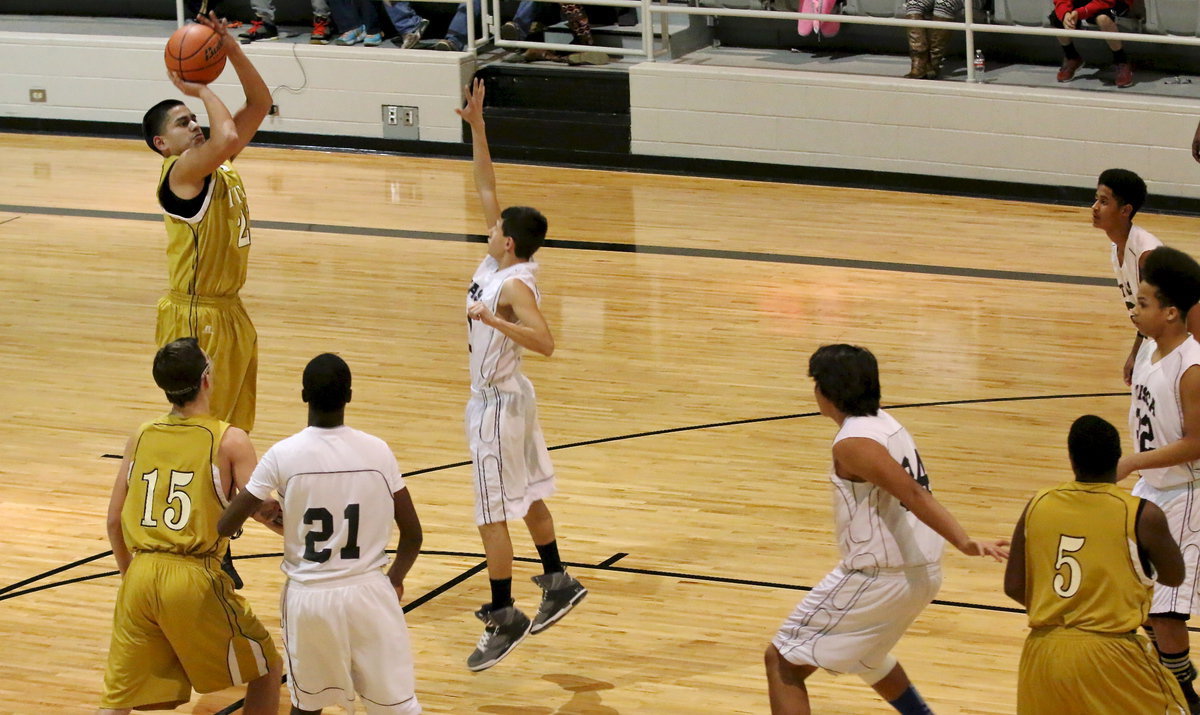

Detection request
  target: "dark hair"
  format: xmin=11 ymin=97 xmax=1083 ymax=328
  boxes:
xmin=1142 ymin=245 xmax=1200 ymax=318
xmin=808 ymin=344 xmax=881 ymax=417
xmin=302 ymin=353 xmax=352 ymax=412
xmin=153 ymin=337 xmax=208 ymax=406
xmin=501 ymin=206 xmax=548 ymax=260
xmin=1067 ymin=415 xmax=1121 ymax=481
xmin=1098 ymin=168 xmax=1147 ymax=218
xmin=142 ymin=99 xmax=185 ymax=154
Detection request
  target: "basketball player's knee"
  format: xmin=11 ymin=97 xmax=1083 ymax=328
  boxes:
xmin=858 ymin=653 xmax=899 ymax=686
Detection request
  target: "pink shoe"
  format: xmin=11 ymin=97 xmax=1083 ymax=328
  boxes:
xmin=798 ymin=0 xmax=816 ymax=36
xmin=816 ymin=0 xmax=840 ymax=37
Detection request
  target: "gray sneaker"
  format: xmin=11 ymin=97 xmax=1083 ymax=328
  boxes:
xmin=466 ymin=603 xmax=532 ymax=671
xmin=392 ymin=18 xmax=429 ymax=49
xmin=530 ymin=570 xmax=587 ymax=634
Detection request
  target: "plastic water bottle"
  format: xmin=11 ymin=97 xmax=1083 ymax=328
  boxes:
xmin=973 ymin=49 xmax=986 ymax=80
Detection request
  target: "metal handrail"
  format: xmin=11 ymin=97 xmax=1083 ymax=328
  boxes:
xmin=177 ymin=0 xmax=1200 ymax=72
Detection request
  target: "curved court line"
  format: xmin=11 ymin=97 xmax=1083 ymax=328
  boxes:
xmin=0 ymin=202 xmax=1111 ymax=286
xmin=11 ymin=389 xmax=1128 ymax=599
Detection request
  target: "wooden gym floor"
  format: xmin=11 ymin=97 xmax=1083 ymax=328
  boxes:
xmin=2 ymin=131 xmax=1199 ymax=713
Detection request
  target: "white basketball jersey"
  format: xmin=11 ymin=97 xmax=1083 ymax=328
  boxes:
xmin=245 ymin=425 xmax=406 ymax=584
xmin=1111 ymin=225 xmax=1162 ymax=317
xmin=831 ymin=410 xmax=945 ymax=570
xmin=467 ymin=256 xmax=540 ymax=392
xmin=1130 ymin=337 xmax=1200 ymax=489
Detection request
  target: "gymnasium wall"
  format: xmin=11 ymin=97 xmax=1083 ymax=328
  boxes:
xmin=0 ymin=31 xmax=473 ymax=143
xmin=4 ymin=28 xmax=1200 ymax=200
xmin=630 ymin=63 xmax=1200 ymax=201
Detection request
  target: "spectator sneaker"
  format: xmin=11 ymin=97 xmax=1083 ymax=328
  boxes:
xmin=311 ymin=15 xmax=333 ymax=44
xmin=530 ymin=570 xmax=588 ymax=633
xmin=1114 ymin=62 xmax=1133 ymax=88
xmin=240 ymin=20 xmax=279 ymax=44
xmin=433 ymin=38 xmax=462 ymax=51
xmin=1056 ymin=57 xmax=1083 ymax=82
xmin=364 ymin=31 xmax=385 ymax=46
xmin=392 ymin=18 xmax=429 ymax=49
xmin=500 ymin=21 xmax=526 ymax=41
xmin=466 ymin=603 xmax=532 ymax=671
xmin=337 ymin=25 xmax=366 ymax=45
xmin=566 ymin=51 xmax=609 ymax=66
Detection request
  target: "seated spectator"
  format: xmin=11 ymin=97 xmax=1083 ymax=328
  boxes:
xmin=330 ymin=0 xmax=386 ymax=45
xmin=904 ymin=0 xmax=958 ymax=80
xmin=1050 ymin=0 xmax=1132 ymax=87
xmin=240 ymin=0 xmax=334 ymax=44
xmin=382 ymin=1 xmax=431 ymax=48
xmin=432 ymin=0 xmax=602 ymax=52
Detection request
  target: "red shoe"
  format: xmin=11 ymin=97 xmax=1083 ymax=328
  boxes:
xmin=1115 ymin=62 xmax=1133 ymax=88
xmin=1057 ymin=57 xmax=1083 ymax=82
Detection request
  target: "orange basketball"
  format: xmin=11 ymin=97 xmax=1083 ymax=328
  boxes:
xmin=164 ymin=24 xmax=228 ymax=84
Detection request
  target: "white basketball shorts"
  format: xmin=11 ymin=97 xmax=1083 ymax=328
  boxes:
xmin=465 ymin=374 xmax=556 ymax=526
xmin=772 ymin=563 xmax=942 ymax=675
xmin=281 ymin=572 xmax=421 ymax=714
xmin=1133 ymin=478 xmax=1200 ymax=617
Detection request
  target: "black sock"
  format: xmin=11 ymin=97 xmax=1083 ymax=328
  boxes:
xmin=489 ymin=578 xmax=512 ymax=609
xmin=1063 ymin=42 xmax=1081 ymax=60
xmin=536 ymin=540 xmax=563 ymax=574
xmin=1161 ymin=648 xmax=1200 ymax=703
xmin=888 ymin=685 xmax=934 ymax=715
xmin=1113 ymin=48 xmax=1128 ymax=64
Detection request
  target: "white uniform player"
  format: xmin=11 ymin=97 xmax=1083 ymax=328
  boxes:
xmin=772 ymin=410 xmax=945 ymax=675
xmin=1129 ymin=337 xmax=1200 ymax=617
xmin=245 ymin=426 xmax=421 ymax=714
xmin=465 ymin=255 xmax=555 ymax=526
xmin=1114 ymin=225 xmax=1164 ymax=315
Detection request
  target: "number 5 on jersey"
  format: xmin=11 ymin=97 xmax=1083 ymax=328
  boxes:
xmin=1053 ymin=534 xmax=1086 ymax=598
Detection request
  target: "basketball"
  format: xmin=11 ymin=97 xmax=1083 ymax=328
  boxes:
xmin=164 ymin=24 xmax=227 ymax=84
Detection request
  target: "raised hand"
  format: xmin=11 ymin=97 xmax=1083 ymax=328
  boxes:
xmin=455 ymin=78 xmax=486 ymax=127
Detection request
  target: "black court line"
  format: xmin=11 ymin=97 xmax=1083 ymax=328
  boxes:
xmin=0 ymin=202 xmax=1111 ymax=287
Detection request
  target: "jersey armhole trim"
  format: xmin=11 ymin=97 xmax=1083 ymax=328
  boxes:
xmin=159 ymin=163 xmax=215 ymax=225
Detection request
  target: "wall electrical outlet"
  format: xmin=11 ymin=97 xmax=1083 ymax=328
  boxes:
xmin=382 ymin=105 xmax=419 ymax=140
xmin=29 ymin=88 xmax=46 ymax=103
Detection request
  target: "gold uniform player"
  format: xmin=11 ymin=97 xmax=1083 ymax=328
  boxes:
xmin=98 ymin=338 xmax=282 ymax=715
xmin=1005 ymin=415 xmax=1187 ymax=715
xmin=142 ymin=12 xmax=272 ymax=433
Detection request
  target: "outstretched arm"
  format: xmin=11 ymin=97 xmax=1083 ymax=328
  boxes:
xmin=218 ymin=488 xmax=263 ymax=538
xmin=455 ymin=78 xmax=502 ymax=231
xmin=834 ymin=438 xmax=1009 ymax=561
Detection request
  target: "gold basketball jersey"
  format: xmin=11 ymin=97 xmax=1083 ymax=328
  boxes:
xmin=120 ymin=413 xmax=231 ymax=557
xmin=1024 ymin=481 xmax=1155 ymax=633
xmin=158 ymin=156 xmax=250 ymax=298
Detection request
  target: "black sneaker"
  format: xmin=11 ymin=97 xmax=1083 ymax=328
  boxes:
xmin=221 ymin=547 xmax=244 ymax=589
xmin=466 ymin=603 xmax=532 ymax=671
xmin=240 ymin=20 xmax=279 ymax=44
xmin=530 ymin=570 xmax=587 ymax=633
xmin=500 ymin=21 xmax=525 ymax=41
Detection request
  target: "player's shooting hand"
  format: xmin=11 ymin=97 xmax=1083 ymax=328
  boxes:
xmin=195 ymin=11 xmax=231 ymax=42
xmin=960 ymin=538 xmax=1010 ymax=561
xmin=455 ymin=78 xmax=486 ymax=127
xmin=467 ymin=300 xmax=496 ymax=326
xmin=169 ymin=71 xmax=210 ymax=98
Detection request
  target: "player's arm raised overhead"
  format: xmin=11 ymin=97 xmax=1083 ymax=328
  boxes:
xmin=217 ymin=10 xmax=271 ymax=160
xmin=1118 ymin=366 xmax=1200 ymax=479
xmin=468 ymin=278 xmax=555 ymax=356
xmin=165 ymin=14 xmax=245 ymax=195
xmin=834 ymin=437 xmax=1009 ymax=561
xmin=455 ymin=78 xmax=502 ymax=231
xmin=105 ymin=435 xmax=137 ymax=575
xmin=1002 ymin=504 xmax=1028 ymax=605
xmin=1136 ymin=499 xmax=1185 ymax=587
xmin=387 ymin=487 xmax=423 ymax=603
